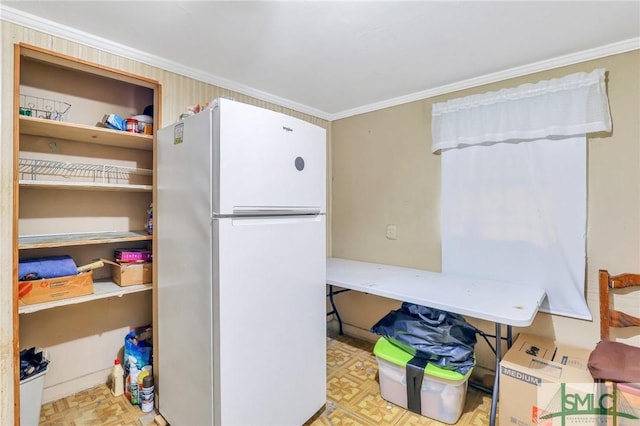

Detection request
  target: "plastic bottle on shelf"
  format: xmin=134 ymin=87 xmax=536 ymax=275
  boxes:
xmin=110 ymin=359 xmax=124 ymax=397
xmin=128 ymin=357 xmax=140 ymax=405
xmin=125 ymin=355 xmax=136 ymax=400
xmin=146 ymin=203 xmax=153 ymax=235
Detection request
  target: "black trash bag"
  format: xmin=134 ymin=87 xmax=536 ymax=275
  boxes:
xmin=20 ymin=347 xmax=49 ymax=381
xmin=371 ymin=302 xmax=478 ymax=375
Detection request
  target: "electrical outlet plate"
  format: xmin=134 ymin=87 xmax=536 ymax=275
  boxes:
xmin=386 ymin=224 xmax=397 ymax=240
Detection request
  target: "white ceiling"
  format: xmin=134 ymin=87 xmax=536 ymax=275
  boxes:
xmin=2 ymin=1 xmax=639 ymax=120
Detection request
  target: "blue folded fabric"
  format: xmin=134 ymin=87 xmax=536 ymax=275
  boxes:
xmin=19 ymin=255 xmax=78 ymax=280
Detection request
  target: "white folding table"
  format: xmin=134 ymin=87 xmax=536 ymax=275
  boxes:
xmin=326 ymin=257 xmax=547 ymax=426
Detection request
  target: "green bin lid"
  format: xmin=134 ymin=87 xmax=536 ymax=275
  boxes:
xmin=374 ymin=337 xmax=472 ymax=382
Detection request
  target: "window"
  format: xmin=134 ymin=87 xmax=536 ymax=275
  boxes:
xmin=432 ymin=69 xmax=611 ymax=320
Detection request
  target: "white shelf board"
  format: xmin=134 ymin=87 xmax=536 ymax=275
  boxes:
xmin=19 ymin=180 xmax=152 ymax=192
xmin=18 ymin=230 xmax=151 ymax=249
xmin=19 ymin=116 xmax=154 ymax=151
xmin=18 ymin=280 xmax=152 ymax=314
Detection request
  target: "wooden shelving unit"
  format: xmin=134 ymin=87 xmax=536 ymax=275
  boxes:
xmin=13 ymin=43 xmax=161 ymax=420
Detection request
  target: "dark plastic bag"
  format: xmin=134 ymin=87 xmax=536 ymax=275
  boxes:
xmin=20 ymin=347 xmax=49 ymax=380
xmin=124 ymin=326 xmax=153 ymax=376
xmin=371 ymin=303 xmax=477 ymax=374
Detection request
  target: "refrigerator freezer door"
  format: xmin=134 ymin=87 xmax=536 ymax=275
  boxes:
xmin=214 ymin=214 xmax=326 ymax=426
xmin=213 ymin=99 xmax=326 ymax=215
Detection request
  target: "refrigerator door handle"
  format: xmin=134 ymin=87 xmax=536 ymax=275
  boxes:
xmin=212 ymin=215 xmax=323 ymax=228
xmin=214 ymin=206 xmax=322 ymax=217
xmin=224 ymin=215 xmax=323 ymax=227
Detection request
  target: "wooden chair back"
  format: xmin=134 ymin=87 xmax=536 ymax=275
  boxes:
xmin=599 ymin=269 xmax=640 ymax=340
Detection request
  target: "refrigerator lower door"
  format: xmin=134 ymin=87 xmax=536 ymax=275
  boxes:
xmin=214 ymin=214 xmax=326 ymax=426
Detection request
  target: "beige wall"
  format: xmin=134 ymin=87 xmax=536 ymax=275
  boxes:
xmin=330 ymin=50 xmax=640 ymax=379
xmin=0 ymin=21 xmax=330 ymax=425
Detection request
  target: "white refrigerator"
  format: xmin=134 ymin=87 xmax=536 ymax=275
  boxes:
xmin=156 ymin=98 xmax=327 ymax=425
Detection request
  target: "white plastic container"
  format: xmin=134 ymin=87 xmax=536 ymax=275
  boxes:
xmin=20 ymin=367 xmax=48 ymax=426
xmin=111 ymin=359 xmax=124 ymax=397
xmin=374 ymin=338 xmax=472 ymax=424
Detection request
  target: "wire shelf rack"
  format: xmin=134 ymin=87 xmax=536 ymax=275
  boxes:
xmin=18 ymin=158 xmax=152 ymax=185
xmin=19 ymin=94 xmax=71 ymax=121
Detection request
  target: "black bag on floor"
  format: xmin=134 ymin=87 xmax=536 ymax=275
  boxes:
xmin=371 ymin=302 xmax=477 ymax=374
xmin=20 ymin=347 xmax=49 ymax=380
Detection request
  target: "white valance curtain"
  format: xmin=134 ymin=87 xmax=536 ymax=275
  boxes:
xmin=432 ymin=69 xmax=611 ymax=153
xmin=432 ymin=69 xmax=611 ymax=320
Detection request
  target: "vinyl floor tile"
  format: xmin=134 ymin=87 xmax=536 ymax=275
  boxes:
xmin=39 ymin=333 xmax=493 ymax=425
xmin=39 ymin=384 xmax=147 ymax=426
xmin=312 ymin=334 xmax=494 ymax=426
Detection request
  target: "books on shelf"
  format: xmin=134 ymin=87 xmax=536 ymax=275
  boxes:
xmin=114 ymin=249 xmax=152 ymax=263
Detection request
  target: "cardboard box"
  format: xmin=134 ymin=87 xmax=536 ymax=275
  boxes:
xmin=106 ymin=260 xmax=152 ymax=286
xmin=18 ymin=271 xmax=94 ymax=305
xmin=499 ymin=333 xmax=611 ymax=426
xmin=617 ymin=383 xmax=640 ymax=413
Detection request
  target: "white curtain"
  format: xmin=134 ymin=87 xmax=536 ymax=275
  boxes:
xmin=432 ymin=69 xmax=611 ymax=320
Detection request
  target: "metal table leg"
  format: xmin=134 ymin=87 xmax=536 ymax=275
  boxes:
xmin=490 ymin=323 xmax=502 ymax=426
xmin=326 ymin=285 xmax=350 ymax=335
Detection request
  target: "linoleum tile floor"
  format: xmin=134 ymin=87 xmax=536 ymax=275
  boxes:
xmin=39 ymin=333 xmax=492 ymax=425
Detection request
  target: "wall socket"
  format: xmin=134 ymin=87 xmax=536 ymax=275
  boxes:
xmin=386 ymin=224 xmax=397 ymax=240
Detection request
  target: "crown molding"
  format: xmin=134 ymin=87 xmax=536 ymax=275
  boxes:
xmin=2 ymin=4 xmax=638 ymax=122
xmin=330 ymin=37 xmax=640 ymax=121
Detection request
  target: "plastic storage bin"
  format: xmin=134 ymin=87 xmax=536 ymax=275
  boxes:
xmin=20 ymin=367 xmax=48 ymax=426
xmin=374 ymin=337 xmax=472 ymax=424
